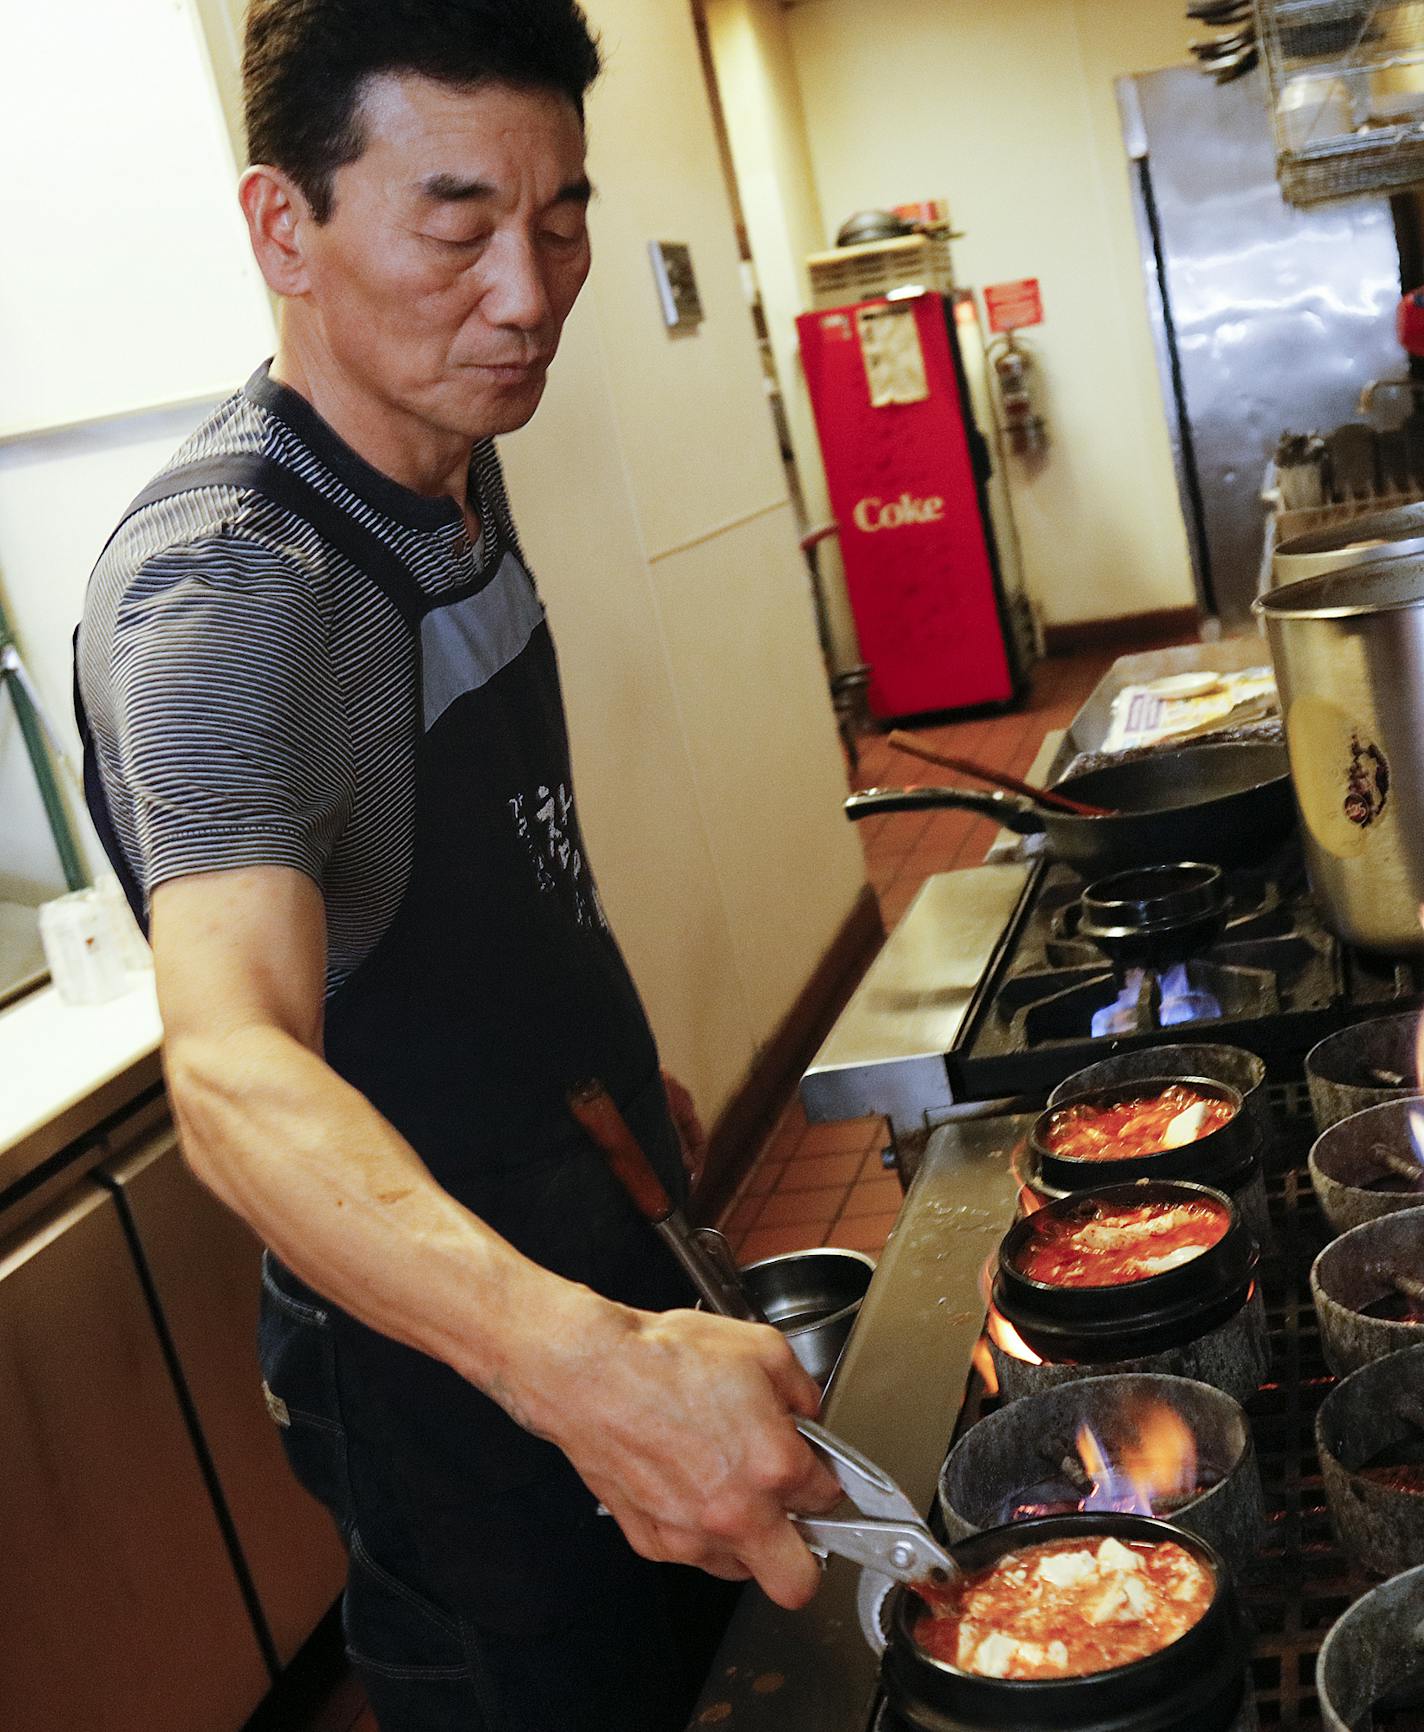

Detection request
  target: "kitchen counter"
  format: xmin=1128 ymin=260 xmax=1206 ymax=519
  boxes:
xmin=0 ymin=972 xmax=162 ymax=1198
xmin=687 ymin=1114 xmax=1026 ymax=1730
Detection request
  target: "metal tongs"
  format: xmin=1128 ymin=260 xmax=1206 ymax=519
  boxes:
xmin=568 ymin=1078 xmax=956 ymax=1650
xmin=793 ymin=1416 xmax=955 ymax=1586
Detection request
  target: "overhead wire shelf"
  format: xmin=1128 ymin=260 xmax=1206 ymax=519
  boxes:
xmin=1255 ymin=0 xmax=1424 ymax=203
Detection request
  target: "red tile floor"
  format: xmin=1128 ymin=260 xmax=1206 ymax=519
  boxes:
xmin=283 ymin=648 xmax=1120 ymax=1732
xmin=713 ymin=648 xmax=1119 ymax=1267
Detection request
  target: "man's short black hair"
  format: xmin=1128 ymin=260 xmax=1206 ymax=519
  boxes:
xmin=243 ymin=0 xmax=602 ymax=221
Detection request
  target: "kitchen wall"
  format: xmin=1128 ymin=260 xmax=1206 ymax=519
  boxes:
xmin=1 ymin=0 xmax=865 ymax=1127
xmin=0 ymin=0 xmax=276 ymax=910
xmin=504 ymin=0 xmax=867 ymax=1107
xmin=712 ymin=0 xmax=1204 ymax=631
xmin=700 ymin=0 xmax=860 ymax=671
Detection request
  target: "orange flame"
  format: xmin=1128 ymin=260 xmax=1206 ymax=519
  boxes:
xmin=1118 ymin=1401 xmax=1198 ymax=1504
xmin=971 ymin=1335 xmax=1000 ymax=1397
xmin=1076 ymin=1422 xmax=1113 ymax=1489
xmin=978 ymin=1248 xmax=1044 ymax=1364
xmin=1075 ymin=1400 xmax=1198 ymax=1516
xmin=985 ymin=1302 xmax=1044 ymax=1364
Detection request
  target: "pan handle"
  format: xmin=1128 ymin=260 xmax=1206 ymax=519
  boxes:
xmin=844 ymin=787 xmax=1046 ymax=835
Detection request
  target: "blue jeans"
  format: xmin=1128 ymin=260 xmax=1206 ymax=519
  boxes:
xmin=259 ymin=1255 xmax=735 ymax=1732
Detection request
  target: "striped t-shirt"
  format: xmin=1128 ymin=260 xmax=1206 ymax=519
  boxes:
xmin=79 ymin=363 xmax=531 ymax=993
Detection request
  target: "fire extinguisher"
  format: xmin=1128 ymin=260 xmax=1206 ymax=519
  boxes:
xmin=988 ymin=333 xmax=1048 ymax=457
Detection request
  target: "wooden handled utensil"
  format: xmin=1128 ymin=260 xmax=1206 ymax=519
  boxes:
xmin=886 ymin=729 xmax=1117 ymax=818
xmin=567 ymin=1078 xmax=767 ymax=1323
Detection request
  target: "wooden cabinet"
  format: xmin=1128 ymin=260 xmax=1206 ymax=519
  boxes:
xmin=106 ymin=1127 xmax=347 ymax=1665
xmin=0 ymin=1107 xmax=347 ymax=1731
xmin=0 ymin=1178 xmax=270 ymax=1732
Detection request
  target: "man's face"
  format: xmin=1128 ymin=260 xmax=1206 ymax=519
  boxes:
xmin=296 ymin=76 xmax=593 ymax=439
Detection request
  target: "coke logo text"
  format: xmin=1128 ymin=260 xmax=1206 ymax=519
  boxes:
xmin=851 ymin=493 xmax=946 ymax=533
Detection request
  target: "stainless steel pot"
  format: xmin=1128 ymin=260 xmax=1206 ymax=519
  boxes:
xmin=740 ymin=1247 xmax=875 ymax=1389
xmin=1255 ymin=559 xmax=1424 ymax=954
xmin=1272 ymin=503 xmax=1424 ymax=589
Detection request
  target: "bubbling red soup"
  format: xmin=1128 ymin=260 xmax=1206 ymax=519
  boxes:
xmin=1014 ymin=1197 xmax=1231 ymax=1289
xmin=912 ymin=1535 xmax=1214 ymax=1680
xmin=1044 ymin=1085 xmax=1235 ymax=1164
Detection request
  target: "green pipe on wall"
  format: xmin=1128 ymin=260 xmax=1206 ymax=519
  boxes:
xmin=0 ymin=595 xmax=88 ymax=893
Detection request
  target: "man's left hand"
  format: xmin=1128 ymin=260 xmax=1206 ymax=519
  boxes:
xmin=662 ymin=1069 xmax=707 ymax=1189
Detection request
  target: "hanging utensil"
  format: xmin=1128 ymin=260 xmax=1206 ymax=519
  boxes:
xmin=567 ymin=1078 xmax=765 ymax=1322
xmin=885 ymin=729 xmax=1116 ymax=817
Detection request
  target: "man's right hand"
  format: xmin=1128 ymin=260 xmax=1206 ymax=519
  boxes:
xmin=516 ymin=1294 xmax=844 ymax=1610
xmin=154 ymin=866 xmax=841 ymax=1610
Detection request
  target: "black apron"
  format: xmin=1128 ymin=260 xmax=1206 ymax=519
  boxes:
xmin=76 ymin=453 xmax=694 ymax=1633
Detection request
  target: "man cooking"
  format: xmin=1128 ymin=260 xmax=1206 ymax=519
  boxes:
xmin=74 ymin=2 xmax=840 ymax=1727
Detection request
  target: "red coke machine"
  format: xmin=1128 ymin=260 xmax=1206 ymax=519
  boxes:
xmin=798 ymin=292 xmax=1024 ymax=721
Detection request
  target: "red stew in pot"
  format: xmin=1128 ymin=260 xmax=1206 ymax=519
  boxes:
xmin=1044 ymin=1085 xmax=1235 ymax=1163
xmin=912 ymin=1535 xmax=1213 ymax=1679
xmin=1014 ymin=1197 xmax=1230 ymax=1288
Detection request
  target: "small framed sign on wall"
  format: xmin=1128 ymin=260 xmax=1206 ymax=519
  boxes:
xmin=649 ymin=241 xmax=705 ymax=331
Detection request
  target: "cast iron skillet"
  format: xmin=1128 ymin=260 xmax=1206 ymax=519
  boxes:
xmin=844 ymin=740 xmax=1294 ymax=875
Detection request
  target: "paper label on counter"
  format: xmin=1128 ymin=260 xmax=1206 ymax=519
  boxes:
xmin=1100 ymin=668 xmax=1278 ymax=754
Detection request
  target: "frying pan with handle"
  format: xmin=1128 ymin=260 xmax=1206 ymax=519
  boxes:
xmin=846 ymin=740 xmax=1295 ymax=875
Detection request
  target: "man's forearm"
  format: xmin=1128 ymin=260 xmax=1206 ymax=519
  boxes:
xmin=165 ymin=1023 xmax=618 ymax=1429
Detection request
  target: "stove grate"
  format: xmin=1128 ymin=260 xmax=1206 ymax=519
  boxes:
xmin=1242 ymin=1094 xmax=1375 ymax=1732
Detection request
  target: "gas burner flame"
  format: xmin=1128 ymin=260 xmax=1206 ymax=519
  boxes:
xmin=979 ymin=1253 xmax=1044 ymax=1364
xmin=985 ymin=1303 xmax=1044 ymax=1365
xmin=1089 ymin=965 xmax=1224 ymax=1039
xmin=1076 ymin=1402 xmax=1198 ymax=1518
xmin=971 ymin=1335 xmax=999 ymax=1397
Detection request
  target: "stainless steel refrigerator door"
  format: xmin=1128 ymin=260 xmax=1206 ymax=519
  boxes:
xmin=1118 ymin=65 xmax=1403 ymax=624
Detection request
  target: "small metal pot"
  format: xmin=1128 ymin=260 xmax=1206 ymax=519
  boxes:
xmin=878 ymin=1515 xmax=1253 ymax=1732
xmin=1306 ymin=1014 xmax=1420 ymax=1132
xmin=1256 ymin=561 xmax=1424 ymax=954
xmin=739 ymin=1247 xmax=874 ymax=1389
xmin=1308 ymin=1097 xmax=1424 ymax=1236
xmin=1273 ymin=502 xmax=1424 ymax=589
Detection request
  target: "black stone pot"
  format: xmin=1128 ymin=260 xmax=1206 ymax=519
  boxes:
xmin=878 ymin=1514 xmax=1252 ymax=1732
xmin=1077 ymin=863 xmax=1228 ymax=969
xmin=1048 ymin=1045 xmax=1271 ymax=1170
xmin=994 ymin=1182 xmax=1258 ymax=1365
xmin=1033 ymin=1078 xmax=1259 ymax=1197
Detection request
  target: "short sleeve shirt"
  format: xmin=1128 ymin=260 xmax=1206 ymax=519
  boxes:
xmin=78 ymin=363 xmax=531 ymax=994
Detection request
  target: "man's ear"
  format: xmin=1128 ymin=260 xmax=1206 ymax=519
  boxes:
xmin=239 ymin=165 xmax=316 ymax=298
